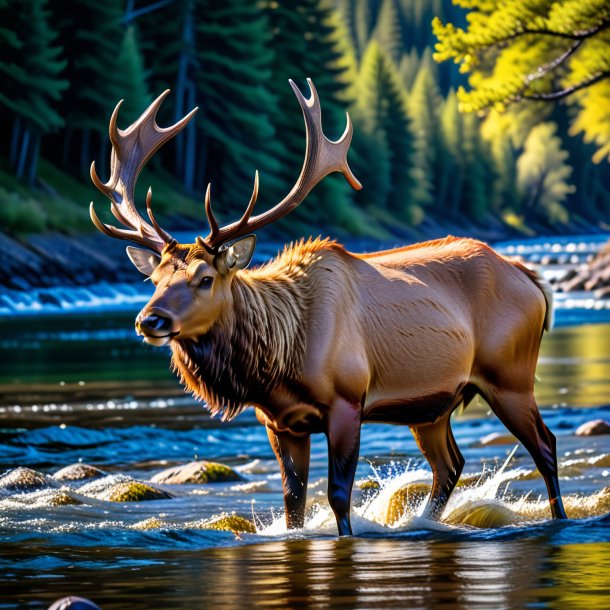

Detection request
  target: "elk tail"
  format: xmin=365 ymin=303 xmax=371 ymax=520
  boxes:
xmin=512 ymin=260 xmax=554 ymax=332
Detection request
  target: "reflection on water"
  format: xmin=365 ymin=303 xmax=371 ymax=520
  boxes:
xmin=537 ymin=324 xmax=610 ymax=407
xmin=3 ymin=537 xmax=610 ymax=609
xmin=1 ymin=255 xmax=610 ymax=608
xmin=2 ymin=315 xmax=610 ymax=409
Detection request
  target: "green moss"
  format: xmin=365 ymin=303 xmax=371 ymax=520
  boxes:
xmin=50 ymin=491 xmax=83 ymax=506
xmin=203 ymin=514 xmax=256 ymax=534
xmin=108 ymin=481 xmax=173 ymax=502
xmin=358 ymin=479 xmax=381 ymax=493
xmin=196 ymin=462 xmax=242 ymax=484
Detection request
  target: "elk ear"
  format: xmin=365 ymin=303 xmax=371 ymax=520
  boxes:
xmin=215 ymin=235 xmax=256 ymax=275
xmin=126 ymin=246 xmax=161 ymax=277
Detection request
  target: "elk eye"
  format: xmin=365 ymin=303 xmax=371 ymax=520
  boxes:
xmin=198 ymin=275 xmax=213 ymax=289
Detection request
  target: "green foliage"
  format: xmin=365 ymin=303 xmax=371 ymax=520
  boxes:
xmin=406 ymin=49 xmax=443 ymax=210
xmin=353 ymin=41 xmax=420 ymax=224
xmin=0 ymin=188 xmax=46 ymax=233
xmin=517 ymin=122 xmax=575 ymax=224
xmin=374 ymin=0 xmax=403 ymax=65
xmin=0 ymin=0 xmax=608 ymax=238
xmin=0 ymin=0 xmax=67 ymax=133
xmin=115 ymin=27 xmax=151 ymax=124
xmin=53 ymin=0 xmax=124 ymax=133
xmin=433 ymin=0 xmax=610 ymax=162
xmin=196 ymin=0 xmax=283 ymax=219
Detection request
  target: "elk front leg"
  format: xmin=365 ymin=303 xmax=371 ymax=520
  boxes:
xmin=326 ymin=398 xmax=362 ymax=536
xmin=266 ymin=427 xmax=311 ymax=529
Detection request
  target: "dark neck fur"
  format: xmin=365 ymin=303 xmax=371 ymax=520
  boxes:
xmin=170 ymin=271 xmax=307 ymax=420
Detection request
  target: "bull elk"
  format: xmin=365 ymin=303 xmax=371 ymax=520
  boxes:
xmin=90 ymin=79 xmax=567 ymax=534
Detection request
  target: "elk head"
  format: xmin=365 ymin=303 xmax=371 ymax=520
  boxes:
xmin=90 ymin=79 xmax=361 ymax=346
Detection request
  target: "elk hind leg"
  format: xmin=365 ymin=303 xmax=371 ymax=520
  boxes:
xmin=412 ymin=414 xmax=464 ymax=520
xmin=485 ymin=389 xmax=567 ymax=519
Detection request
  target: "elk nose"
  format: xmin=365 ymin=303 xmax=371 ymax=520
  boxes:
xmin=138 ymin=313 xmax=173 ymax=335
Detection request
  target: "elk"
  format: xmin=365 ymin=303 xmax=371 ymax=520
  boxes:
xmin=90 ymin=80 xmax=567 ymax=535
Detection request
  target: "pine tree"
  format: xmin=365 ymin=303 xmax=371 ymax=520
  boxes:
xmin=374 ymin=0 xmax=403 ymax=65
xmin=265 ymin=0 xmax=365 ymax=235
xmin=438 ymin=89 xmax=463 ymax=218
xmin=406 ymin=49 xmax=442 ymax=210
xmin=353 ymin=41 xmax=418 ymax=224
xmin=399 ymin=48 xmax=419 ymax=91
xmin=136 ymin=0 xmax=199 ymax=189
xmin=115 ymin=27 xmax=151 ymax=125
xmin=195 ymin=0 xmax=283 ymax=223
xmin=517 ymin=122 xmax=575 ymax=225
xmin=1 ymin=0 xmax=68 ymax=183
xmin=52 ymin=0 xmax=124 ymax=173
xmin=459 ymin=113 xmax=490 ymax=222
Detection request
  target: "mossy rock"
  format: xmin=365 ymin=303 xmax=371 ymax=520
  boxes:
xmin=455 ymin=474 xmax=485 ymax=488
xmin=131 ymin=517 xmax=166 ymax=530
xmin=591 ymin=454 xmax=610 ymax=468
xmin=203 ymin=514 xmax=256 ymax=534
xmin=53 ymin=463 xmax=106 ymax=482
xmin=50 ymin=490 xmax=84 ymax=506
xmin=0 ymin=467 xmax=54 ymax=493
xmin=151 ymin=461 xmax=244 ymax=485
xmin=448 ymin=502 xmax=522 ymax=528
xmin=358 ymin=479 xmax=381 ymax=493
xmin=385 ymin=482 xmax=432 ymax=525
xmin=108 ymin=481 xmax=173 ymax=502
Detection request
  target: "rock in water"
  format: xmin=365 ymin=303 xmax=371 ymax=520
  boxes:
xmin=0 ymin=467 xmax=54 ymax=493
xmin=202 ymin=514 xmax=256 ymax=534
xmin=151 ymin=461 xmax=244 ymax=485
xmin=448 ymin=502 xmax=523 ymax=528
xmin=107 ymin=481 xmax=173 ymax=502
xmin=575 ymin=419 xmax=610 ymax=436
xmin=385 ymin=482 xmax=432 ymax=525
xmin=475 ymin=432 xmax=518 ymax=446
xmin=50 ymin=491 xmax=84 ymax=506
xmin=53 ymin=464 xmax=106 ymax=482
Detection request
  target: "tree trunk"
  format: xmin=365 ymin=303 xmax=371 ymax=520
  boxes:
xmin=9 ymin=116 xmax=22 ymax=167
xmin=174 ymin=0 xmax=196 ymax=188
xmin=80 ymin=128 xmax=91 ymax=177
xmin=27 ymin=133 xmax=41 ymax=186
xmin=15 ymin=126 xmax=31 ymax=179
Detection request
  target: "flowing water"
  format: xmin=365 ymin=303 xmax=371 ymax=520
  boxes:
xmin=1 ymin=236 xmax=610 ymax=609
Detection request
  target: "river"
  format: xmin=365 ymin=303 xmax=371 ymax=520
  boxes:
xmin=1 ymin=235 xmax=609 ymax=609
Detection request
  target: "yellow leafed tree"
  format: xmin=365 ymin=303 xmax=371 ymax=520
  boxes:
xmin=433 ymin=0 xmax=610 ymax=162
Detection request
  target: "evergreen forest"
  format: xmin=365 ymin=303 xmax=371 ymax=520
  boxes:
xmin=1 ymin=0 xmax=609 ymax=243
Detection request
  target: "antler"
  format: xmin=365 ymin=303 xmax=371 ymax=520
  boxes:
xmin=90 ymin=90 xmax=198 ymax=253
xmin=198 ymin=78 xmax=362 ymax=254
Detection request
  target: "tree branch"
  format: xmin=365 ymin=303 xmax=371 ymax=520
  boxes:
xmin=123 ymin=0 xmax=176 ymax=24
xmin=493 ymin=17 xmax=610 ymax=46
xmin=521 ymin=71 xmax=610 ymax=101
xmin=524 ymin=39 xmax=583 ymax=85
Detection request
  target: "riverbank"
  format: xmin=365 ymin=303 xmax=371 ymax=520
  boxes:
xmin=1 ymin=214 xmax=606 ymax=293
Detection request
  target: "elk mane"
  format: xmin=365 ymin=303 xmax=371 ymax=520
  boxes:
xmin=170 ymin=238 xmax=336 ymax=420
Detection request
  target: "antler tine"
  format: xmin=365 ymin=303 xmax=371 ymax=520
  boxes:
xmin=199 ymin=78 xmax=362 ymax=253
xmin=235 ymin=170 xmax=259 ymax=230
xmin=90 ymin=91 xmax=198 ymax=253
xmin=89 ymin=201 xmax=155 ymax=250
xmin=146 ymin=187 xmax=175 ymax=246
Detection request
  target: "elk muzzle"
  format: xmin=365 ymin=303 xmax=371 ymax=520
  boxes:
xmin=136 ymin=307 xmax=179 ymax=346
